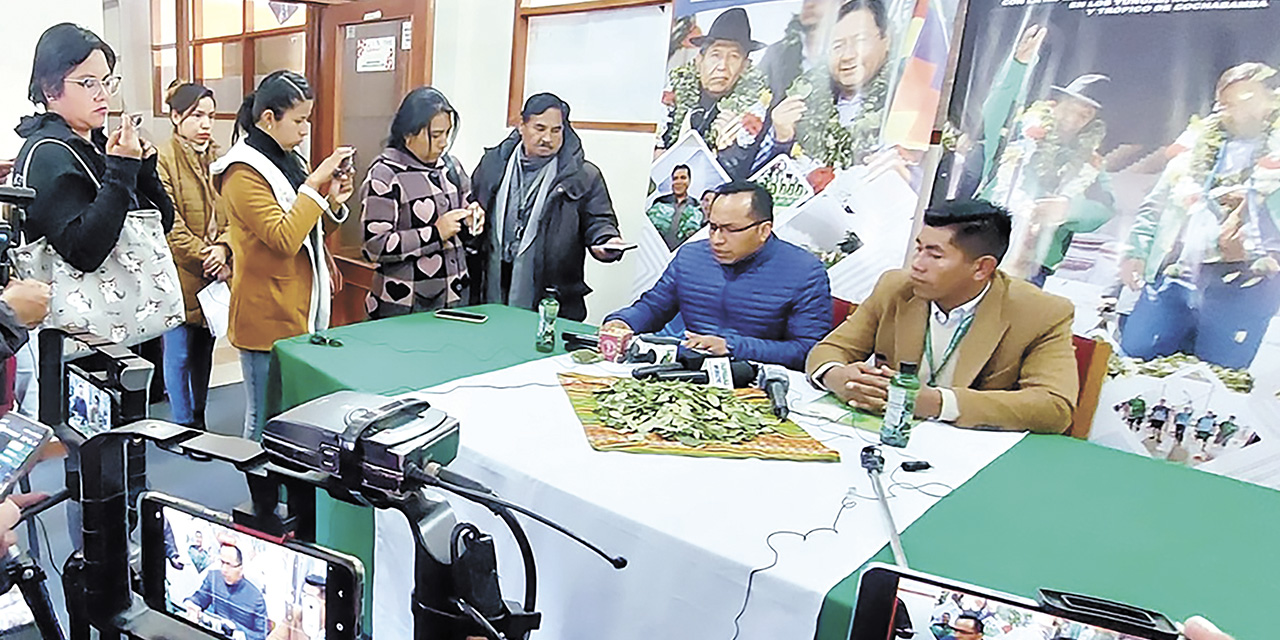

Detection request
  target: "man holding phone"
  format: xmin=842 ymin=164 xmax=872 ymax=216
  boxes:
xmin=469 ymin=93 xmax=627 ymax=321
xmin=603 ymin=180 xmax=831 ymax=370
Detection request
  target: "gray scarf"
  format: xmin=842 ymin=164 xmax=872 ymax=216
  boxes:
xmin=487 ymin=147 xmax=558 ymax=310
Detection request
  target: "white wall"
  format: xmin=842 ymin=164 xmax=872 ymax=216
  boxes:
xmin=0 ymin=1 xmax=106 ymax=157
xmin=432 ymin=0 xmax=655 ymax=324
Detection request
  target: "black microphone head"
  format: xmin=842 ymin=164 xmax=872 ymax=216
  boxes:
xmin=729 ymin=361 xmax=759 ymax=388
xmin=677 ymin=351 xmax=706 ymax=370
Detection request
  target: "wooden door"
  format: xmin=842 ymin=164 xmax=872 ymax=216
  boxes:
xmin=311 ymin=0 xmax=434 ymax=325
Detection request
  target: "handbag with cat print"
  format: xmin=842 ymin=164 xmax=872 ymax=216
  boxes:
xmin=9 ymin=138 xmax=184 ymax=346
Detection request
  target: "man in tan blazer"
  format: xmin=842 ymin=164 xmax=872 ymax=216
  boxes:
xmin=806 ymin=199 xmax=1077 ymax=434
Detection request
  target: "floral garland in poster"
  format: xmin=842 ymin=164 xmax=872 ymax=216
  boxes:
xmin=661 ymin=60 xmax=770 ymax=148
xmin=999 ymin=99 xmax=1107 ymax=199
xmin=789 ymin=65 xmax=890 ymax=169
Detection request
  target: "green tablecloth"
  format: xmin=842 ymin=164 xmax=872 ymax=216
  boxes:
xmin=272 ymin=305 xmax=1275 ymax=639
xmin=268 ymin=304 xmax=592 ymax=630
xmin=816 ymin=435 xmax=1276 ymax=640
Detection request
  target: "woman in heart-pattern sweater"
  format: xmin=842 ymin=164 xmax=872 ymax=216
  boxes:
xmin=360 ymin=87 xmax=482 ymax=319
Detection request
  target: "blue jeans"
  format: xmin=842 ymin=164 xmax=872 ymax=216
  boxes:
xmin=1121 ymin=262 xmax=1280 ymax=369
xmin=240 ymin=350 xmax=272 ymax=441
xmin=162 ymin=324 xmax=216 ymax=428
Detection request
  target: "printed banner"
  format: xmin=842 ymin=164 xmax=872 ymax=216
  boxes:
xmin=635 ymin=0 xmax=957 ymax=304
xmin=935 ymin=0 xmax=1280 ymax=486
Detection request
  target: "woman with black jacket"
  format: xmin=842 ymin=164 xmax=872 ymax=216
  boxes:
xmin=13 ymin=23 xmax=174 ymax=273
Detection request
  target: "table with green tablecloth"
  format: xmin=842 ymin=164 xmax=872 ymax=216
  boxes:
xmin=270 ymin=305 xmax=1274 ymax=639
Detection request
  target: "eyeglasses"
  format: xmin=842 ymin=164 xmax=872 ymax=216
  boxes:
xmin=64 ymin=75 xmax=121 ymax=97
xmin=309 ymin=333 xmax=344 ymax=348
xmin=707 ymin=219 xmax=767 ymax=236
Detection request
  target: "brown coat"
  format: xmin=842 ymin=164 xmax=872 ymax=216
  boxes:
xmin=157 ymin=136 xmax=230 ymax=326
xmin=218 ymin=164 xmax=328 ymax=352
xmin=806 ymin=270 xmax=1078 ymax=434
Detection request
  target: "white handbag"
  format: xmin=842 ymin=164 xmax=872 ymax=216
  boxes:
xmin=10 ymin=139 xmax=184 ymax=346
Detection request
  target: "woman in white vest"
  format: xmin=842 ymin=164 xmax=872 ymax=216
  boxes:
xmin=211 ymin=70 xmax=354 ymax=440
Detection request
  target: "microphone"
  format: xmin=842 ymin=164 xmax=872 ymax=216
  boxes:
xmin=756 ymin=364 xmax=790 ymax=419
xmin=648 ymin=360 xmax=757 ymax=387
xmin=632 ymin=362 xmax=684 ymax=379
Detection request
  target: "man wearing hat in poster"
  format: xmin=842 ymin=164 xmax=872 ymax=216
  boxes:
xmin=975 ymin=25 xmax=1117 ymax=286
xmin=659 ymin=8 xmax=785 ymax=180
xmin=1120 ymin=63 xmax=1280 ymax=369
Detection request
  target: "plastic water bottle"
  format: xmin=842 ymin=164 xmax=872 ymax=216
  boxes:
xmin=536 ymin=287 xmax=560 ymax=352
xmin=880 ymin=361 xmax=920 ymax=447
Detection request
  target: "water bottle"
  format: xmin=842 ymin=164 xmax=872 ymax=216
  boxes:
xmin=536 ymin=287 xmax=560 ymax=352
xmin=880 ymin=361 xmax=920 ymax=447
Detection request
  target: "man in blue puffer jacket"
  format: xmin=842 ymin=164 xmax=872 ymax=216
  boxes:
xmin=604 ymin=180 xmax=831 ymax=370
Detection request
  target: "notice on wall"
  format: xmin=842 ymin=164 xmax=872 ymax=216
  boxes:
xmin=355 ymin=36 xmax=396 ymax=73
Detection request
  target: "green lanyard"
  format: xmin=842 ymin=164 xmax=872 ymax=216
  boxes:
xmin=924 ymin=312 xmax=976 ymax=386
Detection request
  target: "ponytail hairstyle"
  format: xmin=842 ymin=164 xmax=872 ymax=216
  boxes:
xmin=233 ymin=70 xmax=313 ymax=143
xmin=387 ymin=86 xmax=461 ymax=185
xmin=164 ymin=80 xmax=215 ymax=127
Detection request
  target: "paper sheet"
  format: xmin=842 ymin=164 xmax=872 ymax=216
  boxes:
xmin=196 ymin=281 xmax=230 ymax=338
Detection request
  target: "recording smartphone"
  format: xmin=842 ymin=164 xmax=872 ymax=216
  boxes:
xmin=591 ymin=242 xmax=638 ymax=253
xmin=851 ymin=564 xmax=1179 ymax=640
xmin=0 ymin=412 xmax=53 ymax=500
xmin=141 ymin=492 xmax=364 ymax=640
xmin=433 ymin=308 xmax=488 ymax=324
xmin=333 ymin=151 xmax=356 ymax=179
xmin=66 ymin=364 xmax=118 ymax=438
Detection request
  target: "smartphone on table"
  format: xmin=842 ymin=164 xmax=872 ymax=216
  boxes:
xmin=141 ymin=492 xmax=364 ymax=640
xmin=433 ymin=308 xmax=489 ymax=324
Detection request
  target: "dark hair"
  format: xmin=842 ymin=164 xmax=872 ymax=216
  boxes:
xmin=220 ymin=544 xmax=243 ymax=566
xmin=836 ymin=0 xmax=889 ymax=38
xmin=521 ymin=92 xmax=570 ymax=122
xmin=28 ymin=23 xmax=117 ymax=106
xmin=923 ymin=198 xmax=1011 ymax=262
xmin=714 ymin=180 xmax=774 ymax=222
xmin=165 ymin=80 xmax=215 ymax=121
xmin=389 ymin=86 xmax=458 ymax=154
xmin=672 ymin=164 xmax=691 ymax=178
xmin=389 ymin=86 xmax=463 ymax=186
xmin=233 ymin=70 xmax=313 ymax=142
xmin=955 ymin=615 xmax=984 ymax=635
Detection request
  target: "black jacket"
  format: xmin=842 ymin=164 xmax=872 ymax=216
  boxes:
xmin=0 ymin=303 xmax=27 ymax=361
xmin=12 ymin=113 xmax=174 ymax=272
xmin=468 ymin=128 xmax=620 ymax=321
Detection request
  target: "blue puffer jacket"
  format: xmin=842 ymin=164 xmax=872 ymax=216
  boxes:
xmin=607 ymin=236 xmax=831 ymax=370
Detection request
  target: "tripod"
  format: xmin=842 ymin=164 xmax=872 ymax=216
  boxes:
xmin=61 ymin=417 xmax=621 ymax=640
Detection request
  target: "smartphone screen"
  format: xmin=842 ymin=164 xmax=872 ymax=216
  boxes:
xmin=67 ymin=367 xmax=116 ymax=438
xmin=0 ymin=413 xmax=52 ymax=499
xmin=854 ymin=566 xmax=1174 ymax=640
xmin=142 ymin=493 xmax=363 ymax=640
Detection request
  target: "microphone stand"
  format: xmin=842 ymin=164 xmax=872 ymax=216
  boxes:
xmin=861 ymin=446 xmax=908 ymax=568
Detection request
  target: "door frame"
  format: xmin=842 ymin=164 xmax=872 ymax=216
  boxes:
xmin=309 ymin=0 xmax=435 ymax=167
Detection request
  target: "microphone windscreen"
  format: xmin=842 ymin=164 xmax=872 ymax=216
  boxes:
xmin=730 ymin=361 xmax=759 ymax=388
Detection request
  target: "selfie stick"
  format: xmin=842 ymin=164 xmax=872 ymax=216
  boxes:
xmin=861 ymin=446 xmax=908 ymax=568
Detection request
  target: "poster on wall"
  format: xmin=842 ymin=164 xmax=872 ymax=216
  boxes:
xmin=633 ymin=0 xmax=958 ymax=303
xmin=934 ymin=0 xmax=1280 ymax=487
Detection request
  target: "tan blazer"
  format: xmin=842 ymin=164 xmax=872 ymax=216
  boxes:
xmin=218 ymin=164 xmax=327 ymax=352
xmin=157 ymin=136 xmax=229 ymax=325
xmin=806 ymin=270 xmax=1077 ymax=434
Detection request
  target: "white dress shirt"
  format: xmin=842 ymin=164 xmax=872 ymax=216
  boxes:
xmin=922 ymin=283 xmax=990 ymax=422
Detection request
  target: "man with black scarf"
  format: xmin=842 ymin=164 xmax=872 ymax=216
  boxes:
xmin=469 ymin=93 xmax=626 ymax=321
